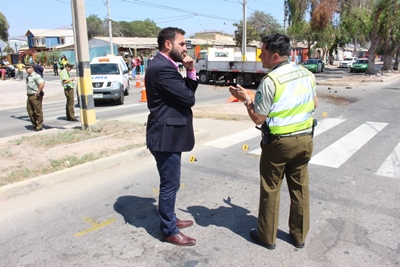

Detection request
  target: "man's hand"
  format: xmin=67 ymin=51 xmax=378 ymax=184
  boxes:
xmin=182 ymin=53 xmax=194 ymax=71
xmin=228 ymin=84 xmax=249 ymax=101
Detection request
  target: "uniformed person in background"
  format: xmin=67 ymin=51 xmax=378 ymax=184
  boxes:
xmin=229 ymin=33 xmax=318 ymax=250
xmin=60 ymin=63 xmax=77 ymax=121
xmin=25 ymin=64 xmax=45 ymax=131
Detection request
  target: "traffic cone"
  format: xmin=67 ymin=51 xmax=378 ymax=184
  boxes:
xmin=139 ymin=87 xmax=147 ymax=102
xmin=226 ymin=89 xmax=256 ymax=103
xmin=135 ymin=75 xmax=141 ymax=88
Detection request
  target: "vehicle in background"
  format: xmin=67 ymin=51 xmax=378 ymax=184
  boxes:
xmin=89 ymin=56 xmax=130 ymax=105
xmin=302 ymin=58 xmax=325 ymax=73
xmin=350 ymin=58 xmax=368 ymax=73
xmin=194 ymin=48 xmax=266 ymax=86
xmin=339 ymin=57 xmax=357 ymax=68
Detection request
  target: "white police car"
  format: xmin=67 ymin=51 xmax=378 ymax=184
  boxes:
xmin=90 ymin=56 xmax=130 ymax=105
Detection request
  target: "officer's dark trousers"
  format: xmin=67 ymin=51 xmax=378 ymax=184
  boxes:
xmin=258 ymin=134 xmax=313 ymax=245
xmin=26 ymin=94 xmax=43 ymax=130
xmin=64 ymin=88 xmax=75 ymax=120
xmin=150 ymin=150 xmax=182 ymax=237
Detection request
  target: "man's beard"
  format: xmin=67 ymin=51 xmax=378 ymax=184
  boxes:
xmin=170 ymin=46 xmax=183 ymax=62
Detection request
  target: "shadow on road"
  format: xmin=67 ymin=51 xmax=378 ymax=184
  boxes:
xmin=113 ymin=195 xmax=160 ymax=238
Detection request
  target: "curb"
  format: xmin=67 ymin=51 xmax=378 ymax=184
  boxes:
xmin=317 ymin=73 xmax=399 ymax=86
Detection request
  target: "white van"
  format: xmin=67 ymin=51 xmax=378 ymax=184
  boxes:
xmin=90 ymin=56 xmax=130 ymax=105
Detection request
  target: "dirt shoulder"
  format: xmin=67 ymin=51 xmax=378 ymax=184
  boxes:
xmin=0 ymin=120 xmax=146 ymax=186
xmin=0 ymin=102 xmax=249 ymax=187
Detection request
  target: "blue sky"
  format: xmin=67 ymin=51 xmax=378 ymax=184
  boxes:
xmin=2 ymin=0 xmax=285 ymax=38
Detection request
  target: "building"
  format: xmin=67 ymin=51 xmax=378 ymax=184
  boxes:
xmin=25 ymin=29 xmax=74 ymax=51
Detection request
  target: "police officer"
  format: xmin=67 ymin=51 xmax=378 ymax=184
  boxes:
xmin=60 ymin=63 xmax=77 ymax=121
xmin=229 ymin=33 xmax=318 ymax=250
xmin=25 ymin=64 xmax=45 ymax=131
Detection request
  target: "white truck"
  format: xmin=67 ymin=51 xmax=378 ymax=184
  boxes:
xmin=90 ymin=56 xmax=130 ymax=105
xmin=194 ymin=47 xmax=267 ymax=86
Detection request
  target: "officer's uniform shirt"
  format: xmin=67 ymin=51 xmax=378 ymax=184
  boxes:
xmin=254 ymin=61 xmax=316 ymax=135
xmin=26 ymin=72 xmax=44 ymax=95
xmin=60 ymin=69 xmax=73 ymax=89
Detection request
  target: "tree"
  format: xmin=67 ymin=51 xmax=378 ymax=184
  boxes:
xmin=0 ymin=12 xmax=9 ymax=41
xmin=234 ymin=21 xmax=259 ymax=46
xmin=3 ymin=45 xmax=13 ymax=53
xmin=247 ymin=11 xmax=283 ymax=37
xmin=377 ymin=1 xmax=400 ymax=71
xmin=87 ymin=15 xmax=106 ymax=38
xmin=234 ymin=11 xmax=282 ymax=46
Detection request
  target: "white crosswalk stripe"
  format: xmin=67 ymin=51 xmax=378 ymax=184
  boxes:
xmin=375 ymin=142 xmax=400 ymax=178
xmin=247 ymin=118 xmax=346 ymax=155
xmin=310 ymin=121 xmax=388 ymax=168
xmin=202 ymin=118 xmax=399 ymax=178
xmin=203 ymin=128 xmax=259 ymax=148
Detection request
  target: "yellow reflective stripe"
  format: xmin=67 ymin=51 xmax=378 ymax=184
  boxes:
xmin=269 ymin=117 xmax=313 ymax=135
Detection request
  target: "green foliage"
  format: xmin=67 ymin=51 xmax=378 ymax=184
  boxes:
xmin=87 ymin=15 xmax=160 ymax=38
xmin=3 ymin=45 xmax=13 ymax=53
xmin=234 ymin=10 xmax=282 ymax=46
xmin=35 ymin=51 xmax=47 ymax=65
xmin=87 ymin=15 xmax=106 ymax=38
xmin=0 ymin=12 xmax=9 ymax=41
xmin=45 ymin=50 xmax=61 ymax=66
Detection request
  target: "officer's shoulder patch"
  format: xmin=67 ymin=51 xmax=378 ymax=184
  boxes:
xmin=255 ymin=91 xmax=262 ymax=103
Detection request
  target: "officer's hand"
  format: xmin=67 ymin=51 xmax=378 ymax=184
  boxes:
xmin=229 ymin=84 xmax=249 ymax=101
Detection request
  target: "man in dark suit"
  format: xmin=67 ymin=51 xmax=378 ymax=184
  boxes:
xmin=145 ymin=27 xmax=198 ymax=246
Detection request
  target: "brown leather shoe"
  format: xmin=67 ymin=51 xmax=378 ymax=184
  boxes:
xmin=161 ymin=232 xmax=196 ymax=246
xmin=176 ymin=219 xmax=193 ymax=229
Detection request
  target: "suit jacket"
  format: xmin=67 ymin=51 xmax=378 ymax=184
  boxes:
xmin=145 ymin=52 xmax=199 ymax=152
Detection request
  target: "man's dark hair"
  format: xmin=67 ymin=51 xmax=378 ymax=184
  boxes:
xmin=157 ymin=27 xmax=186 ymax=50
xmin=261 ymin=33 xmax=291 ymax=57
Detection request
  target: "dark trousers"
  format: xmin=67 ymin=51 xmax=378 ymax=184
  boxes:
xmin=150 ymin=150 xmax=182 ymax=237
xmin=258 ymin=135 xmax=313 ymax=245
xmin=26 ymin=94 xmax=43 ymax=130
xmin=64 ymin=88 xmax=75 ymax=120
xmin=53 ymin=65 xmax=58 ymax=75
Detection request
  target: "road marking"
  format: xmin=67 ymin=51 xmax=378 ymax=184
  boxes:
xmin=375 ymin=142 xmax=400 ymax=178
xmin=203 ymin=128 xmax=259 ymax=148
xmin=75 ymin=217 xmax=116 ymax=237
xmin=310 ymin=121 xmax=388 ymax=168
xmin=247 ymin=118 xmax=346 ymax=156
xmin=313 ymin=118 xmax=346 ymax=137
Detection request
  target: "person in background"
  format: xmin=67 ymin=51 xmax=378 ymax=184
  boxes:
xmin=59 ymin=55 xmax=67 ymax=71
xmin=60 ymin=63 xmax=77 ymax=122
xmin=16 ymin=60 xmax=25 ymax=81
xmin=53 ymin=57 xmax=59 ymax=75
xmin=25 ymin=64 xmax=45 ymax=131
xmin=145 ymin=27 xmax=198 ymax=246
xmin=130 ymin=56 xmax=137 ymax=80
xmin=34 ymin=62 xmax=44 ymax=78
xmin=136 ymin=56 xmax=141 ymax=75
xmin=229 ymin=33 xmax=318 ymax=250
xmin=140 ymin=55 xmax=145 ymax=74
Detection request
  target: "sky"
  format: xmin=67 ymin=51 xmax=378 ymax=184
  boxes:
xmin=2 ymin=0 xmax=285 ymax=38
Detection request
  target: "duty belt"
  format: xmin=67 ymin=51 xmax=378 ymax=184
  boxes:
xmin=269 ymin=132 xmax=312 ymax=142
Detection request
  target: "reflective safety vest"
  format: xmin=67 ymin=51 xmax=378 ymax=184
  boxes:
xmin=267 ymin=64 xmax=315 ymax=135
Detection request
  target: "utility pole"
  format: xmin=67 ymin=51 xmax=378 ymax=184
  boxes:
xmin=107 ymin=0 xmax=114 ymax=55
xmin=242 ymin=0 xmax=247 ymax=61
xmin=284 ymin=0 xmax=287 ymax=34
xmin=71 ymin=0 xmax=97 ymax=131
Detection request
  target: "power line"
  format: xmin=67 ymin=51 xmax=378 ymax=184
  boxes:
xmin=120 ymin=0 xmax=240 ymax=24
